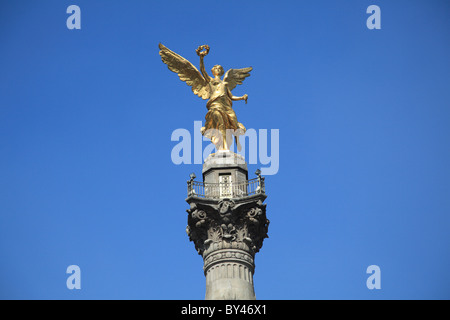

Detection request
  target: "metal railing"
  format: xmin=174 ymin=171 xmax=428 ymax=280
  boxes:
xmin=187 ymin=175 xmax=265 ymax=199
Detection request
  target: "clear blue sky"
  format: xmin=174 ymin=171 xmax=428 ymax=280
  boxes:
xmin=1 ymin=0 xmax=449 ymax=299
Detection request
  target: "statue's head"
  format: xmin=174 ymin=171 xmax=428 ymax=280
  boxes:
xmin=211 ymin=65 xmax=224 ymax=77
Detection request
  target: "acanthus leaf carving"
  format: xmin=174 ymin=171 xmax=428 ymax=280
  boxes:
xmin=186 ymin=196 xmax=268 ymax=256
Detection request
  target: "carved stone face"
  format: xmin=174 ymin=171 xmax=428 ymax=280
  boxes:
xmin=211 ymin=65 xmax=224 ymax=77
xmin=219 ymin=200 xmax=234 ymax=214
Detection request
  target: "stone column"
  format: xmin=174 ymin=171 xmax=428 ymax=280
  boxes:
xmin=186 ymin=151 xmax=269 ymax=300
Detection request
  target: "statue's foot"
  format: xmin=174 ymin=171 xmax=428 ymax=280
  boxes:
xmin=237 ymin=123 xmax=246 ymax=135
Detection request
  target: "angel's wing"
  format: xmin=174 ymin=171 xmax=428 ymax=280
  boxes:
xmin=223 ymin=67 xmax=253 ymax=91
xmin=158 ymin=43 xmax=210 ymax=100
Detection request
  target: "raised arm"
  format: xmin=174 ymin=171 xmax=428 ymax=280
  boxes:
xmin=196 ymin=45 xmax=210 ymax=82
xmin=199 ymin=56 xmax=210 ymax=82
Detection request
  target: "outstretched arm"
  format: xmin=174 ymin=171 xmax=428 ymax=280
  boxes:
xmin=227 ymin=88 xmax=248 ymax=104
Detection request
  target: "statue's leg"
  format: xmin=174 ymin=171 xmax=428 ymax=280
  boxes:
xmin=219 ymin=126 xmax=228 ymax=150
xmin=211 ymin=134 xmax=222 ymax=150
xmin=205 ymin=109 xmax=226 ymax=150
xmin=231 ymin=123 xmax=246 ymax=152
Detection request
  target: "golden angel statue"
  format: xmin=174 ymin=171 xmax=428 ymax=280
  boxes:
xmin=158 ymin=43 xmax=252 ymax=151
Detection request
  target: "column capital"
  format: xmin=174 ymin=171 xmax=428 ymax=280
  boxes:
xmin=186 ymin=195 xmax=269 ymax=257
